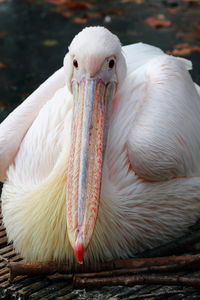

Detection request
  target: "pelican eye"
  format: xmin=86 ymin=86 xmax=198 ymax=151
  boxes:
xmin=109 ymin=59 xmax=115 ymax=69
xmin=73 ymin=59 xmax=78 ymax=68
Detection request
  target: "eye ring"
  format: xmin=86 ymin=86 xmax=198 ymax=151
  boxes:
xmin=109 ymin=59 xmax=115 ymax=69
xmin=73 ymin=59 xmax=78 ymax=68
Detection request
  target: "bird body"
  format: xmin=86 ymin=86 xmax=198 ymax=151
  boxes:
xmin=1 ymin=27 xmax=200 ymax=266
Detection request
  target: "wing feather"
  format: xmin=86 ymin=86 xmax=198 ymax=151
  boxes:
xmin=127 ymin=55 xmax=200 ymax=181
xmin=0 ymin=67 xmax=65 ymax=182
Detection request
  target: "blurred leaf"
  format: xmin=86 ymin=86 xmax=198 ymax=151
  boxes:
xmin=49 ymin=1 xmax=92 ymax=18
xmin=43 ymin=39 xmax=58 ymax=46
xmin=51 ymin=5 xmax=73 ymax=17
xmin=195 ymin=24 xmax=200 ymax=30
xmin=45 ymin=0 xmax=92 ymax=9
xmin=45 ymin=0 xmax=66 ymax=4
xmin=144 ymin=14 xmax=172 ymax=28
xmin=167 ymin=7 xmax=179 ymax=14
xmin=0 ymin=62 xmax=6 ymax=69
xmin=121 ymin=0 xmax=144 ymax=3
xmin=86 ymin=12 xmax=101 ymax=18
xmin=0 ymin=102 xmax=5 ymax=110
xmin=0 ymin=32 xmax=8 ymax=37
xmin=73 ymin=17 xmax=88 ymax=23
xmin=20 ymin=93 xmax=30 ymax=100
xmin=65 ymin=1 xmax=92 ymax=9
xmin=61 ymin=10 xmax=73 ymax=17
xmin=168 ymin=43 xmax=200 ymax=56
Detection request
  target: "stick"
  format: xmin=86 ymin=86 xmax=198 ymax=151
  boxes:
xmin=73 ymin=274 xmax=200 ymax=288
xmin=0 ymin=255 xmax=9 ymax=265
xmin=9 ymin=261 xmax=65 ymax=282
xmin=9 ymin=253 xmax=200 ymax=280
xmin=74 ymin=262 xmax=199 ymax=278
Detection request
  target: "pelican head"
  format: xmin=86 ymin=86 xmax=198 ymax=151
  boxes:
xmin=64 ymin=27 xmax=127 ymax=263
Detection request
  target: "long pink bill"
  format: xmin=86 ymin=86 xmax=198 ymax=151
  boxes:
xmin=66 ymin=78 xmax=115 ymax=263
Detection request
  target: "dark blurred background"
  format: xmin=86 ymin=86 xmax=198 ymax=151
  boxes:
xmin=0 ymin=0 xmax=200 ymax=122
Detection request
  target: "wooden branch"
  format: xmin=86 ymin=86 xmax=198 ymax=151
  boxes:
xmin=9 ymin=253 xmax=200 ymax=281
xmin=74 ymin=262 xmax=198 ymax=278
xmin=9 ymin=261 xmax=65 ymax=282
xmin=0 ymin=254 xmax=9 ymax=265
xmin=73 ymin=274 xmax=200 ymax=288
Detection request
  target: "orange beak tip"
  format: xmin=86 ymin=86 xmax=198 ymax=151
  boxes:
xmin=74 ymin=238 xmax=84 ymax=264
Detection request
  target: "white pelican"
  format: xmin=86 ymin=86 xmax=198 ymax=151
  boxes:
xmin=1 ymin=26 xmax=200 ymax=266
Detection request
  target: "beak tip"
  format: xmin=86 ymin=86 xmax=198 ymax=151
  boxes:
xmin=74 ymin=236 xmax=84 ymax=264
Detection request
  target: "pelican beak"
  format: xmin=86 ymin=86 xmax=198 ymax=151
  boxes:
xmin=66 ymin=78 xmax=116 ymax=264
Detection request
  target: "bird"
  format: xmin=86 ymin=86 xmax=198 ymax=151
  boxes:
xmin=1 ymin=26 xmax=200 ymax=266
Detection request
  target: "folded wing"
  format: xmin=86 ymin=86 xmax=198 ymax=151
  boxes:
xmin=0 ymin=67 xmax=65 ymax=182
xmin=127 ymin=55 xmax=200 ymax=181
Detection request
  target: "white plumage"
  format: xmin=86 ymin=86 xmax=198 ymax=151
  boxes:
xmin=1 ymin=26 xmax=200 ymax=266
